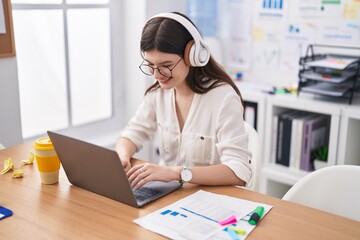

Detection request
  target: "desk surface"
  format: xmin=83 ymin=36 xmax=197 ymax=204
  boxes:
xmin=1 ymin=143 xmax=359 ymax=240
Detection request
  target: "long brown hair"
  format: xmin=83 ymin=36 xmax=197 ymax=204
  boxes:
xmin=140 ymin=12 xmax=243 ymax=105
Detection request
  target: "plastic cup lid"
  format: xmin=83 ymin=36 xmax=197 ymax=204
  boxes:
xmin=34 ymin=137 xmax=54 ymax=150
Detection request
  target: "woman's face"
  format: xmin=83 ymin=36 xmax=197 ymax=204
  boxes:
xmin=143 ymin=49 xmax=190 ymax=91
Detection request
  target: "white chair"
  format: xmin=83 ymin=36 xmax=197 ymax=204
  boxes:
xmin=282 ymin=165 xmax=360 ymax=221
xmin=0 ymin=143 xmax=5 ymax=150
xmin=243 ymin=121 xmax=261 ymax=192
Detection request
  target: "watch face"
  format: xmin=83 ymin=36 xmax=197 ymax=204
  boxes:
xmin=181 ymin=168 xmax=192 ymax=182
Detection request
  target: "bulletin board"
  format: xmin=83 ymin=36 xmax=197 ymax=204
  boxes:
xmin=0 ymin=0 xmax=15 ymax=58
xmin=218 ymin=0 xmax=360 ymax=86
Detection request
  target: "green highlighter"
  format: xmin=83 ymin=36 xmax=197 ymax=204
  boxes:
xmin=249 ymin=206 xmax=265 ymax=225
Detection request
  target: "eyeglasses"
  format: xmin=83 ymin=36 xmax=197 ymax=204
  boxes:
xmin=139 ymin=58 xmax=183 ymax=78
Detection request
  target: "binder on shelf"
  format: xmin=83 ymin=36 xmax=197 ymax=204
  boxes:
xmin=275 ymin=113 xmax=285 ymax=167
xmin=270 ymin=114 xmax=279 ymax=164
xmin=289 ymin=112 xmax=316 ymax=170
xmin=275 ymin=111 xmax=298 ymax=167
xmin=244 ymin=101 xmax=257 ymax=130
xmin=300 ymin=115 xmax=330 ymax=172
xmin=289 ymin=116 xmax=298 ymax=169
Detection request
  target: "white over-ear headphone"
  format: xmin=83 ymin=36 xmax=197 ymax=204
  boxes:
xmin=149 ymin=13 xmax=211 ymax=67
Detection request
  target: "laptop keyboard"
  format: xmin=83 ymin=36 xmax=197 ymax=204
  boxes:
xmin=133 ymin=187 xmax=161 ymax=202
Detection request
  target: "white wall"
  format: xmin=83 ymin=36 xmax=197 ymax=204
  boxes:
xmin=122 ymin=0 xmax=146 ymax=122
xmin=145 ymin=0 xmax=186 ymax=17
xmin=0 ymin=57 xmax=23 ymax=147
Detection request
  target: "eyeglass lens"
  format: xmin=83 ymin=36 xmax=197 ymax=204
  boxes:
xmin=139 ymin=58 xmax=182 ymax=78
xmin=141 ymin=65 xmax=172 ymax=78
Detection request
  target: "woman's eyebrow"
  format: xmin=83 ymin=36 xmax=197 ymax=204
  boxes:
xmin=144 ymin=59 xmax=174 ymax=65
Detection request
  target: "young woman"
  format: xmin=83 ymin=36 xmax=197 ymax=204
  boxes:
xmin=116 ymin=12 xmax=252 ymax=189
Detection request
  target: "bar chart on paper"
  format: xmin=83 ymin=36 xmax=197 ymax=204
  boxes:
xmin=262 ymin=0 xmax=283 ymax=9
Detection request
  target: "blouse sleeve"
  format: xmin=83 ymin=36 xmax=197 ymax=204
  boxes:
xmin=119 ymin=92 xmax=157 ymax=151
xmin=215 ymin=92 xmax=253 ymax=186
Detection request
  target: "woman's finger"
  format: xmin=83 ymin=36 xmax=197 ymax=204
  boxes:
xmin=131 ymin=168 xmax=151 ymax=188
xmin=133 ymin=172 xmax=153 ymax=189
xmin=127 ymin=164 xmax=143 ymax=178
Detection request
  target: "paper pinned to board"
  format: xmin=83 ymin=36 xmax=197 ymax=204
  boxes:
xmin=0 ymin=0 xmax=6 ymax=34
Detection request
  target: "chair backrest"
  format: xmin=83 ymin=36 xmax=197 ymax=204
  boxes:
xmin=0 ymin=143 xmax=5 ymax=150
xmin=243 ymin=121 xmax=261 ymax=192
xmin=282 ymin=165 xmax=360 ymax=221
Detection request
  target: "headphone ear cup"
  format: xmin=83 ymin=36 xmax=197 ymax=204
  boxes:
xmin=184 ymin=40 xmax=195 ymax=66
xmin=184 ymin=40 xmax=210 ymax=67
xmin=197 ymin=43 xmax=210 ymax=66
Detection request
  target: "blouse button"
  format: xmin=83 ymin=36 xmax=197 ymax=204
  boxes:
xmin=249 ymin=160 xmax=252 ymax=164
xmin=200 ymin=136 xmax=204 ymax=140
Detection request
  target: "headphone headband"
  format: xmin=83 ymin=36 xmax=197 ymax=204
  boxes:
xmin=148 ymin=12 xmax=210 ymax=67
xmin=149 ymin=13 xmax=204 ymax=45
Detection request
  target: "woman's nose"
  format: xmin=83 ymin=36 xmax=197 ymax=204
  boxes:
xmin=153 ymin=69 xmax=167 ymax=79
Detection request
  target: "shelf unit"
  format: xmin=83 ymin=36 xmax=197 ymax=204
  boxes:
xmin=238 ymin=81 xmax=360 ymax=198
xmin=261 ymin=94 xmax=341 ymax=197
xmin=337 ymin=99 xmax=360 ymax=166
xmin=298 ymin=44 xmax=360 ymax=105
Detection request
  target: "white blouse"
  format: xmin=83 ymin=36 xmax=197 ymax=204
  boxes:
xmin=120 ymin=84 xmax=253 ymax=185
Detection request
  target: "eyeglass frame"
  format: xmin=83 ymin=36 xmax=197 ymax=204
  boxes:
xmin=138 ymin=57 xmax=183 ymax=78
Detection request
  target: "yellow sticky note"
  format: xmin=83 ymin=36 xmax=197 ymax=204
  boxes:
xmin=22 ymin=151 xmax=35 ymax=165
xmin=344 ymin=3 xmax=360 ymax=19
xmin=1 ymin=157 xmax=14 ymax=174
xmin=12 ymin=169 xmax=25 ymax=178
xmin=253 ymin=28 xmax=265 ymax=41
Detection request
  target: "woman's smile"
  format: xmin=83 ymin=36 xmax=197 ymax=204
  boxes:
xmin=157 ymin=77 xmax=172 ymax=84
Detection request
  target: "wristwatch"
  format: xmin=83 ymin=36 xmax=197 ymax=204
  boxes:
xmin=180 ymin=166 xmax=193 ymax=184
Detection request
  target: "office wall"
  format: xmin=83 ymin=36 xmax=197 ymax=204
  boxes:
xmin=122 ymin=1 xmax=145 ymax=122
xmin=0 ymin=57 xmax=23 ymax=147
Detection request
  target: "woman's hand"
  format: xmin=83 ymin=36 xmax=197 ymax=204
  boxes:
xmin=115 ymin=137 xmax=137 ymax=173
xmin=121 ymin=158 xmax=131 ymax=172
xmin=127 ymin=163 xmax=181 ymax=189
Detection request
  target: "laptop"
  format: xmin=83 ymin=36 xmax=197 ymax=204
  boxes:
xmin=47 ymin=131 xmax=181 ymax=208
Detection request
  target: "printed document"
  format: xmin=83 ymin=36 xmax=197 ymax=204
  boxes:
xmin=305 ymin=56 xmax=357 ymax=70
xmin=134 ymin=190 xmax=272 ymax=240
